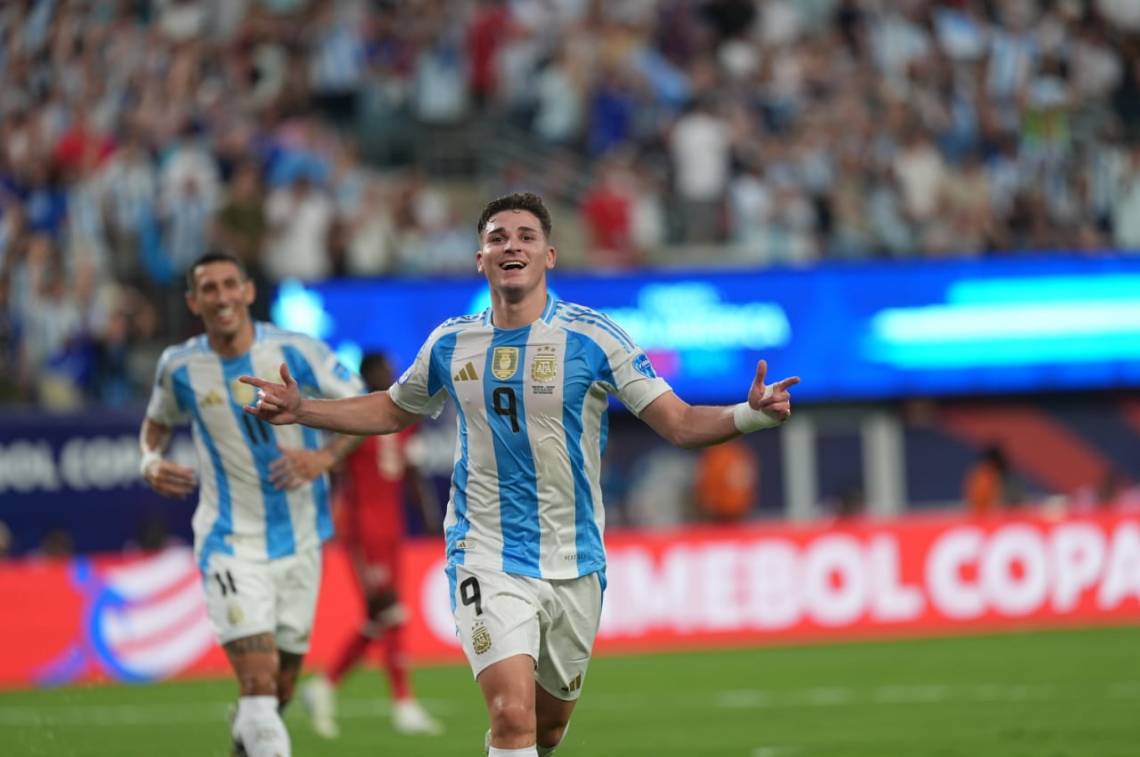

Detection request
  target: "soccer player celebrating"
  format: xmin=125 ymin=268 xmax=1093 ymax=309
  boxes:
xmin=242 ymin=193 xmax=799 ymax=756
xmin=302 ymin=351 xmax=444 ymax=738
xmin=139 ymin=252 xmax=365 ymax=757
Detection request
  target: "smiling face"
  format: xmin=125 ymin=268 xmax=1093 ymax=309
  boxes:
xmin=185 ymin=260 xmax=255 ymax=345
xmin=475 ymin=208 xmax=556 ymax=302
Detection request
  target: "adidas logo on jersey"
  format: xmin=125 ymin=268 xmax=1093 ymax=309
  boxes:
xmin=201 ymin=390 xmax=225 ymax=407
xmin=454 ymin=362 xmax=479 ymax=382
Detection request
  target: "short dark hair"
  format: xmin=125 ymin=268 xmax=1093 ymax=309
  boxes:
xmin=476 ymin=192 xmax=552 ymax=240
xmin=186 ymin=251 xmax=248 ymax=291
xmin=359 ymin=352 xmax=391 ymax=375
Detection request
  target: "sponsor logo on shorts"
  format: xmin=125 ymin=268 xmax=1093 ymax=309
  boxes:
xmin=226 ymin=604 xmax=244 ymax=626
xmin=472 ymin=621 xmax=492 ymax=655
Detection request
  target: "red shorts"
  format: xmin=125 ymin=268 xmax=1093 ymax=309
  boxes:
xmin=348 ymin=538 xmax=402 ymax=595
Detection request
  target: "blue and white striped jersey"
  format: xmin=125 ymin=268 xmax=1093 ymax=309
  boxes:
xmin=146 ymin=323 xmax=365 ymax=569
xmin=389 ymin=296 xmax=672 ymax=580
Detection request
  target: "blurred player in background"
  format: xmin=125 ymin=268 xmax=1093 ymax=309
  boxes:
xmin=302 ymin=351 xmax=444 ymax=738
xmin=139 ymin=252 xmax=365 ymax=757
xmin=241 ymin=193 xmax=799 ymax=756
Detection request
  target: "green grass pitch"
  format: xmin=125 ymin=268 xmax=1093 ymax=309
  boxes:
xmin=2 ymin=625 xmax=1136 ymax=756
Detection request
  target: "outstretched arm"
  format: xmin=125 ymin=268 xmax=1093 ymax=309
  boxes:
xmin=639 ymin=359 xmax=799 ymax=448
xmin=240 ymin=363 xmax=422 ymax=436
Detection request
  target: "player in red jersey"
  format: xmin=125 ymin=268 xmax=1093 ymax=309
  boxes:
xmin=301 ymin=352 xmax=443 ymax=738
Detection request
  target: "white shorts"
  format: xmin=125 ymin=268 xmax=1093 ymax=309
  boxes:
xmin=201 ymin=548 xmax=322 ymax=654
xmin=450 ymin=565 xmax=603 ymax=701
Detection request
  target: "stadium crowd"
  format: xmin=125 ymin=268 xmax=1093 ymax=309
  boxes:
xmin=2 ymin=0 xmax=1140 ymax=408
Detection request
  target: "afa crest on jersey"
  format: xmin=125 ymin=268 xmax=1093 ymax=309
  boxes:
xmin=492 ymin=347 xmax=519 ymax=380
xmin=531 ymin=345 xmax=557 ymax=383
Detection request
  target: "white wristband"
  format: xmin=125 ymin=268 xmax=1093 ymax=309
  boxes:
xmin=139 ymin=449 xmax=163 ymax=478
xmin=732 ymin=386 xmax=781 ymax=433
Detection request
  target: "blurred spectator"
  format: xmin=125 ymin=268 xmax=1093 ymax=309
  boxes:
xmin=669 ymin=97 xmax=733 ymax=243
xmin=580 ymin=155 xmax=638 ymax=268
xmin=693 ymin=439 xmax=758 ymax=523
xmin=212 ymin=161 xmax=270 ymax=318
xmin=1112 ymin=143 xmax=1140 ymax=249
xmin=264 ymin=173 xmax=336 ymax=282
xmin=98 ymin=129 xmax=158 ymax=283
xmin=963 ymin=444 xmax=1024 ymax=517
xmin=3 ymin=1 xmax=1140 ymax=411
xmin=309 ymin=1 xmax=367 ymax=129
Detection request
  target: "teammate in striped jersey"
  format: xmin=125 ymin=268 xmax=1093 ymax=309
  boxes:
xmin=242 ymin=193 xmax=799 ymax=757
xmin=139 ymin=252 xmax=365 ymax=757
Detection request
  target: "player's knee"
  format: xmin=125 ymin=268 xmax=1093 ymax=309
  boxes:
xmin=487 ymin=697 xmax=535 ymax=741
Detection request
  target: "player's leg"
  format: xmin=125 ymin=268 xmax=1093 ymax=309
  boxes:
xmin=272 ymin=548 xmax=322 ymax=742
xmin=453 ymin=566 xmax=543 ymax=755
xmin=534 ymin=686 xmax=576 ymax=756
xmin=478 ymin=655 xmax=539 ymax=752
xmin=366 ymin=542 xmax=443 ymax=734
xmin=302 ymin=547 xmax=400 ymax=738
xmin=531 ymin=570 xmax=604 ymax=755
xmin=299 ymin=587 xmax=381 ymax=739
xmin=225 ymin=633 xmax=291 ymax=757
xmin=277 ymin=651 xmax=304 ymax=711
xmin=203 ymin=553 xmax=291 ymax=757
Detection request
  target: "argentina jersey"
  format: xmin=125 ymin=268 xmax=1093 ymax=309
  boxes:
xmin=389 ymin=296 xmax=671 ymax=580
xmin=145 ymin=323 xmax=365 ymax=569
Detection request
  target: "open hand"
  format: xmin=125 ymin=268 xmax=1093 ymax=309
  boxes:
xmin=748 ymin=359 xmax=800 ymax=423
xmin=240 ymin=363 xmax=301 ymax=425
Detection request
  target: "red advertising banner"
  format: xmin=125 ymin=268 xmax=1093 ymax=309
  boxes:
xmin=2 ymin=511 xmax=1139 ymax=689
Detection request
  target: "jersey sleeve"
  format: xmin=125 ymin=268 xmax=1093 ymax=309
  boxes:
xmin=583 ymin=315 xmax=671 ymax=416
xmin=607 ymin=342 xmax=672 ymax=417
xmin=145 ymin=348 xmax=188 ymax=426
xmin=289 ymin=336 xmax=366 ymax=400
xmin=387 ymin=330 xmax=449 ymax=419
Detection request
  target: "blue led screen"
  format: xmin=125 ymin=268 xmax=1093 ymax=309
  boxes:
xmin=271 ymin=256 xmax=1140 ymax=404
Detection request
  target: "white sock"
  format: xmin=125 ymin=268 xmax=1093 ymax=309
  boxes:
xmin=235 ymin=695 xmax=291 ymax=757
xmin=488 ymin=747 xmax=538 ymax=756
